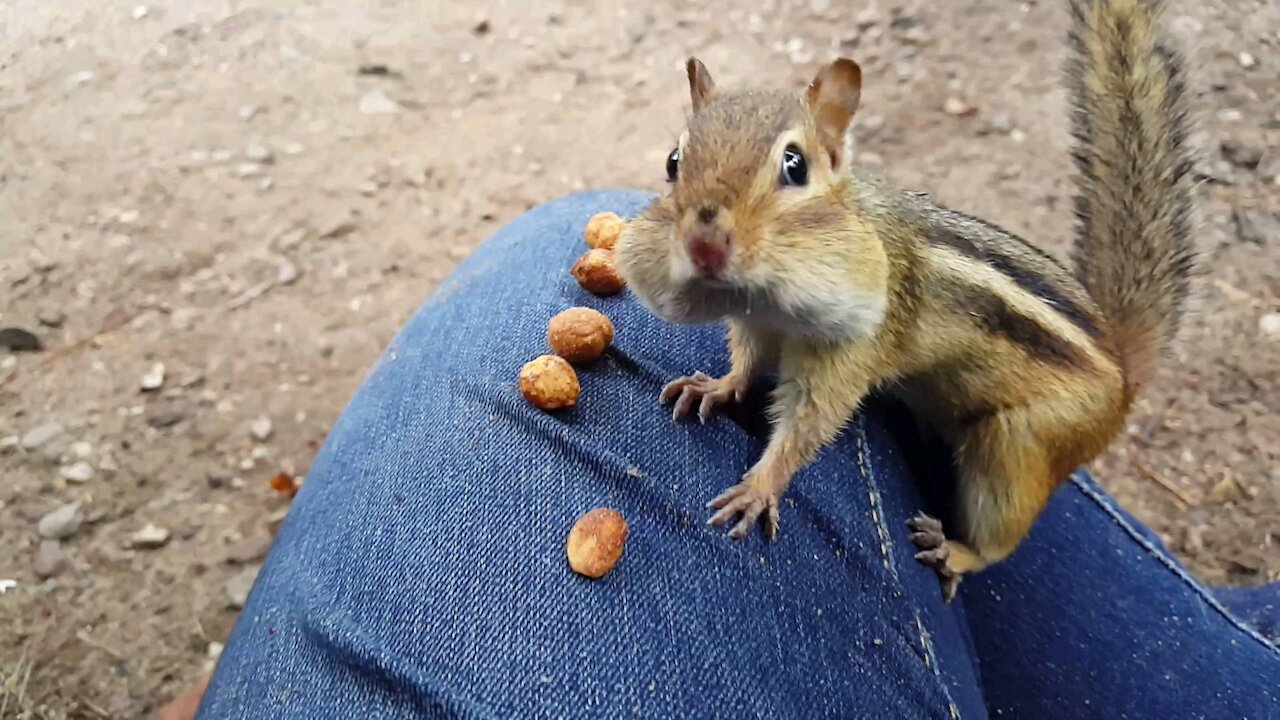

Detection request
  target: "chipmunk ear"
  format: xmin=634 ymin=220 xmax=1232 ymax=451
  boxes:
xmin=686 ymin=57 xmax=717 ymax=111
xmin=806 ymin=59 xmax=862 ymax=169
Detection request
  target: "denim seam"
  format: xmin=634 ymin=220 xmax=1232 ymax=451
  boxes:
xmin=856 ymin=421 xmax=899 ymax=580
xmin=1069 ymin=472 xmax=1280 ymax=655
xmin=855 ymin=418 xmax=964 ymax=720
xmin=915 ymin=614 xmax=963 ymax=720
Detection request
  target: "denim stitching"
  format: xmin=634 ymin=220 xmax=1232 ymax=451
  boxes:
xmin=855 ymin=421 xmax=897 ymax=578
xmin=915 ymin=614 xmax=963 ymax=720
xmin=1069 ymin=472 xmax=1280 ymax=655
xmin=855 ymin=418 xmax=964 ymax=719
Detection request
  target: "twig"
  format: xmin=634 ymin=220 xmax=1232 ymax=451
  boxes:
xmin=75 ymin=696 xmax=114 ymax=719
xmin=38 ymin=308 xmax=137 ymax=366
xmin=1211 ymin=278 xmax=1262 ymax=306
xmin=0 ymin=652 xmax=33 ymax=720
xmin=226 ymin=280 xmax=274 ymax=310
xmin=75 ymin=631 xmax=126 ymax=662
xmin=1132 ymin=460 xmax=1196 ymax=508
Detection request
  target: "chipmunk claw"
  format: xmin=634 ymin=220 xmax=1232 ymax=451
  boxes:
xmin=660 ymin=372 xmax=743 ymax=423
xmin=707 ymin=479 xmax=781 ymax=540
xmin=908 ymin=513 xmax=961 ymax=603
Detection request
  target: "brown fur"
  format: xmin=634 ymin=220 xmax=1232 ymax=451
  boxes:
xmin=1067 ymin=0 xmax=1197 ymax=404
xmin=614 ymin=0 xmax=1195 ymax=595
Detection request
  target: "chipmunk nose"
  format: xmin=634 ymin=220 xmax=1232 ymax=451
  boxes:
xmin=697 ymin=206 xmax=718 ymax=224
xmin=686 ymin=227 xmax=730 ymax=276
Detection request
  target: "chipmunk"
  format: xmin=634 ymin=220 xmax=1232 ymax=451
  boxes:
xmin=614 ymin=0 xmax=1196 ymax=601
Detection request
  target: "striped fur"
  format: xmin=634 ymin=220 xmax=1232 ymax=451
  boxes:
xmin=614 ymin=1 xmax=1198 ymax=597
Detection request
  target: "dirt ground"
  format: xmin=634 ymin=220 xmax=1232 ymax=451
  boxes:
xmin=1 ymin=0 xmax=1276 ymax=716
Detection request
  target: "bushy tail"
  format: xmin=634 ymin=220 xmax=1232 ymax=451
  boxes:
xmin=1067 ymin=0 xmax=1196 ymax=401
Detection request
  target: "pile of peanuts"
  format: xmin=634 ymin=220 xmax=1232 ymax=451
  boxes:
xmin=515 ymin=211 xmax=631 ymax=579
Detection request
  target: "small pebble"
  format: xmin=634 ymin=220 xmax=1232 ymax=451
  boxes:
xmin=60 ymin=461 xmax=94 ymax=483
xmin=38 ymin=503 xmax=82 ymax=540
xmin=1232 ymin=209 xmax=1278 ymax=245
xmin=276 ymin=259 xmax=300 ymax=285
xmin=1221 ymin=141 xmax=1262 ymax=170
xmin=224 ymin=533 xmax=273 ymax=565
xmin=1237 ymin=52 xmax=1256 ymax=69
xmin=140 ymin=362 xmax=166 ymax=391
xmin=37 ymin=309 xmax=66 ymax=328
xmin=130 ymin=523 xmax=172 ymax=549
xmin=146 ymin=409 xmax=187 ymax=429
xmin=245 ymin=141 xmax=274 ymax=164
xmin=988 ymin=113 xmax=1012 ymax=133
xmin=318 ymin=210 xmax=357 ymax=239
xmin=1170 ymin=15 xmax=1203 ymax=36
xmin=944 ymin=97 xmax=977 ymax=117
xmin=1260 ymin=313 xmax=1280 ymax=340
xmin=71 ymin=441 xmax=94 ymax=458
xmin=0 ymin=327 xmax=42 ymax=352
xmin=358 ymin=88 xmax=402 ymax=115
xmin=0 ymin=436 xmax=18 ymax=454
xmin=1209 ymin=476 xmax=1246 ymax=503
xmin=99 ymin=452 xmax=120 ymax=474
xmin=132 ymin=5 xmax=149 ymax=20
xmin=30 ymin=251 xmax=58 ymax=273
xmin=22 ymin=422 xmax=64 ymax=449
xmin=34 ymin=541 xmax=68 ymax=578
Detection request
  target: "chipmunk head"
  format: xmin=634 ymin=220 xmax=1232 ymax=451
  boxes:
xmin=617 ymin=57 xmax=886 ymax=335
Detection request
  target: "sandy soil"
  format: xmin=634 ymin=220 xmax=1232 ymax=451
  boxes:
xmin=2 ymin=0 xmax=1277 ymax=716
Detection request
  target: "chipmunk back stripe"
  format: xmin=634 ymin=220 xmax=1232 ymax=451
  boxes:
xmin=927 ymin=224 xmax=1103 ymax=341
xmin=943 ymin=276 xmax=1093 ymax=371
xmin=944 ymin=208 xmax=1070 ymax=274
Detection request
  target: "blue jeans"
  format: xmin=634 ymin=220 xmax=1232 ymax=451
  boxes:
xmin=198 ymin=191 xmax=1279 ymax=719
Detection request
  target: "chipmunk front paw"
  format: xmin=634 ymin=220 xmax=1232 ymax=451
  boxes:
xmin=659 ymin=371 xmax=746 ymax=424
xmin=706 ymin=473 xmax=783 ymax=540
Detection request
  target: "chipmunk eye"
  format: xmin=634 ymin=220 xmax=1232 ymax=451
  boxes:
xmin=780 ymin=145 xmax=808 ymax=187
xmin=666 ymin=147 xmax=680 ymax=182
